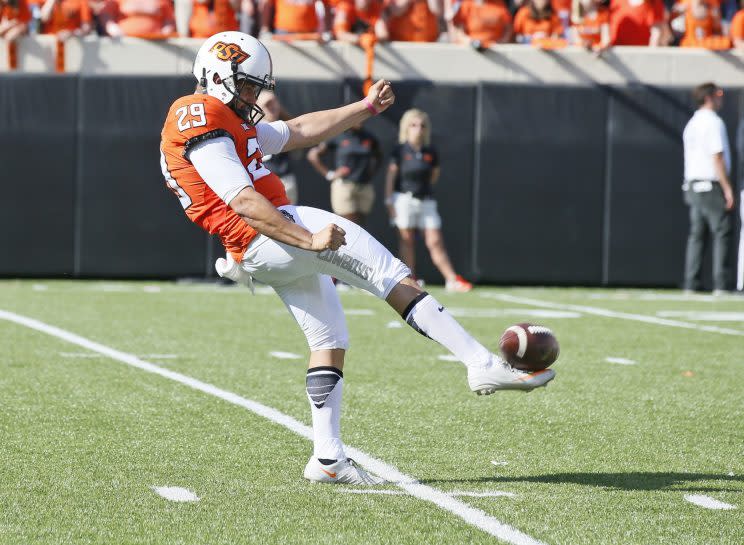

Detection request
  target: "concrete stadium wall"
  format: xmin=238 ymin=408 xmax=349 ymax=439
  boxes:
xmin=2 ymin=36 xmax=744 ymax=86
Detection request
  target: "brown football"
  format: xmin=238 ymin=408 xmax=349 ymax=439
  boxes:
xmin=499 ymin=323 xmax=560 ymax=371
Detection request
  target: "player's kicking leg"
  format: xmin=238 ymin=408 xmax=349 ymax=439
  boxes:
xmin=282 ymin=206 xmax=555 ymax=394
xmin=384 ymin=278 xmax=554 ymax=394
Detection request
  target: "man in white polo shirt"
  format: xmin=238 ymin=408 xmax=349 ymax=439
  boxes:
xmin=682 ymin=82 xmax=734 ymax=294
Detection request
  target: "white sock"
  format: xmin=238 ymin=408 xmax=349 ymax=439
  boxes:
xmin=306 ymin=367 xmax=345 ymax=461
xmin=403 ymin=293 xmax=491 ymax=368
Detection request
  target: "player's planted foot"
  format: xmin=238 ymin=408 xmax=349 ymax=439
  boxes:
xmin=303 ymin=457 xmax=385 ymax=485
xmin=467 ymin=355 xmax=555 ymax=395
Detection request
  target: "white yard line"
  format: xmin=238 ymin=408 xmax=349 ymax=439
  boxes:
xmin=438 ymin=355 xmax=461 ymax=362
xmin=684 ymin=494 xmax=737 ymax=510
xmin=481 ymin=294 xmax=744 ymax=337
xmin=656 ymin=311 xmax=744 ymax=322
xmin=0 ymin=308 xmax=548 ymax=545
xmin=269 ymin=351 xmax=303 ymax=360
xmin=447 ymin=308 xmax=581 ymax=319
xmin=152 ymin=486 xmax=200 ymax=502
xmin=337 ymin=489 xmax=407 ymax=496
xmin=605 ymin=357 xmax=637 ymax=366
xmin=337 ymin=489 xmax=516 ymax=498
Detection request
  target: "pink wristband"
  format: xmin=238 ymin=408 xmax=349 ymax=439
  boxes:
xmin=363 ymin=98 xmax=379 ymax=115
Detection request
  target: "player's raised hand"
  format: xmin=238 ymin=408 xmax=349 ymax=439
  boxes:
xmin=311 ymin=224 xmax=347 ymax=252
xmin=366 ymin=79 xmax=395 ymax=114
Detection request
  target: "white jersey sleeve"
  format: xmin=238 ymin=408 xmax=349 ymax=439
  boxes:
xmin=256 ymin=120 xmax=290 ymax=155
xmin=187 ymin=136 xmax=253 ymax=205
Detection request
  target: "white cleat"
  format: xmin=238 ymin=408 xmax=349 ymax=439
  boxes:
xmin=468 ymin=355 xmax=556 ymax=395
xmin=303 ymin=457 xmax=385 ymax=485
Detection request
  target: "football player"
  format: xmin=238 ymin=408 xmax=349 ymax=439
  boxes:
xmin=160 ymin=31 xmax=555 ymax=485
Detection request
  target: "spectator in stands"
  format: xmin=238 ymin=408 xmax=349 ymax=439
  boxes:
xmin=258 ymin=91 xmax=299 ymax=204
xmin=332 ymin=0 xmax=388 ymax=43
xmin=385 ymin=109 xmax=473 ymax=292
xmin=448 ymin=0 xmax=513 ymax=47
xmin=385 ymin=0 xmax=442 ymax=42
xmin=307 ymin=123 xmax=381 ymax=226
xmin=87 ymin=0 xmax=122 ymax=34
xmin=104 ymin=0 xmax=176 ymax=37
xmin=553 ymin=0 xmax=571 ymax=33
xmin=679 ymin=0 xmax=727 ymax=47
xmin=189 ymin=0 xmax=241 ymax=37
xmin=36 ymin=0 xmax=93 ymax=39
xmin=682 ymin=82 xmax=734 ymax=294
xmin=259 ymin=0 xmax=327 ymax=36
xmin=731 ymin=0 xmax=743 ymax=48
xmin=0 ymin=0 xmax=30 ymax=41
xmin=570 ymin=0 xmax=610 ymax=50
xmin=609 ymin=0 xmax=667 ymax=46
xmin=513 ymin=0 xmax=563 ymax=42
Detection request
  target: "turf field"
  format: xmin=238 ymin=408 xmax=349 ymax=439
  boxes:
xmin=1 ymin=280 xmax=742 ymax=545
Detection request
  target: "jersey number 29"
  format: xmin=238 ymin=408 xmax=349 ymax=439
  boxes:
xmin=176 ymin=104 xmax=207 ymax=132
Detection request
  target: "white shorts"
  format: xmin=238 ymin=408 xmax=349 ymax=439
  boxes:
xmin=392 ymin=192 xmax=442 ymax=230
xmin=239 ymin=205 xmax=411 ymax=351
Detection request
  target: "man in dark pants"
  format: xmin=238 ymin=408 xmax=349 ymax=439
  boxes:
xmin=682 ymin=82 xmax=734 ymax=294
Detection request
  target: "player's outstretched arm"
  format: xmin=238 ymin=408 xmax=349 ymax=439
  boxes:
xmin=281 ymin=79 xmax=395 ymax=152
xmin=230 ymin=187 xmax=346 ymax=251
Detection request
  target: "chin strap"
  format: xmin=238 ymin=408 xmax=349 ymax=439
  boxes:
xmin=199 ymin=67 xmax=207 ymax=90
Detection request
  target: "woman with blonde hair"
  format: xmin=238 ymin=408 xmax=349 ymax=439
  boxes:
xmin=384 ymin=108 xmax=472 ymax=292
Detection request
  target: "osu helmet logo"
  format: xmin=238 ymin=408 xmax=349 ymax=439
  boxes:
xmin=210 ymin=42 xmax=251 ymax=63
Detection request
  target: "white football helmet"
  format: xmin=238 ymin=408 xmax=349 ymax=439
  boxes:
xmin=193 ymin=31 xmax=275 ymax=124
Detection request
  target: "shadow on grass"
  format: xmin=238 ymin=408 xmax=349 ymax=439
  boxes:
xmin=420 ymin=472 xmax=744 ymax=492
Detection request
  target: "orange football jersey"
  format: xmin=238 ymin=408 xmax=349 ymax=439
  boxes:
xmin=732 ymin=10 xmax=744 ymax=42
xmin=160 ymin=94 xmax=290 ymax=263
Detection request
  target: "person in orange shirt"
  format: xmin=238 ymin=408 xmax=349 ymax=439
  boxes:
xmin=449 ymin=0 xmax=513 ymax=47
xmin=0 ymin=0 xmax=30 ymax=41
xmin=36 ymin=0 xmax=92 ymax=38
xmin=333 ymin=0 xmax=388 ymax=42
xmin=570 ymin=0 xmax=610 ymax=50
xmin=259 ymin=0 xmax=327 ymax=35
xmin=105 ymin=0 xmax=175 ymax=37
xmin=609 ymin=0 xmax=666 ymax=45
xmin=513 ymin=0 xmax=562 ymax=42
xmin=679 ymin=0 xmax=724 ymax=46
xmin=552 ymin=0 xmax=571 ymax=33
xmin=732 ymin=0 xmax=744 ymax=48
xmin=384 ymin=0 xmax=442 ymax=42
xmin=189 ymin=0 xmax=239 ymax=37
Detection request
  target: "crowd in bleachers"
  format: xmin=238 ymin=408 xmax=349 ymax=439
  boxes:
xmin=1 ymin=0 xmax=743 ymax=50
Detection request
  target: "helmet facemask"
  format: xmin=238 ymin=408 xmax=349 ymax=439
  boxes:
xmin=220 ymin=61 xmax=275 ymax=125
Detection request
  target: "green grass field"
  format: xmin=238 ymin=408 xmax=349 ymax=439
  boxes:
xmin=1 ymin=280 xmax=743 ymax=545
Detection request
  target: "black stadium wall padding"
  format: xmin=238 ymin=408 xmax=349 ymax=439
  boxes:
xmin=605 ymin=86 xmax=695 ymax=287
xmin=475 ymin=84 xmax=607 ymax=285
xmin=0 ymin=75 xmax=78 ymax=276
xmin=1 ymin=73 xmax=741 ymax=288
xmin=76 ymin=75 xmax=208 ymax=277
xmin=604 ymin=85 xmax=742 ymax=287
xmin=340 ymin=80 xmax=477 ymax=284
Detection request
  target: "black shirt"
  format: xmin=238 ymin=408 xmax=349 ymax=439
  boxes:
xmin=327 ymin=128 xmax=380 ymax=184
xmin=390 ymin=142 xmax=439 ymax=198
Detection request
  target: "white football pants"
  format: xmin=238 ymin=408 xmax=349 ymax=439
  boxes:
xmin=239 ymin=205 xmax=411 ymax=350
